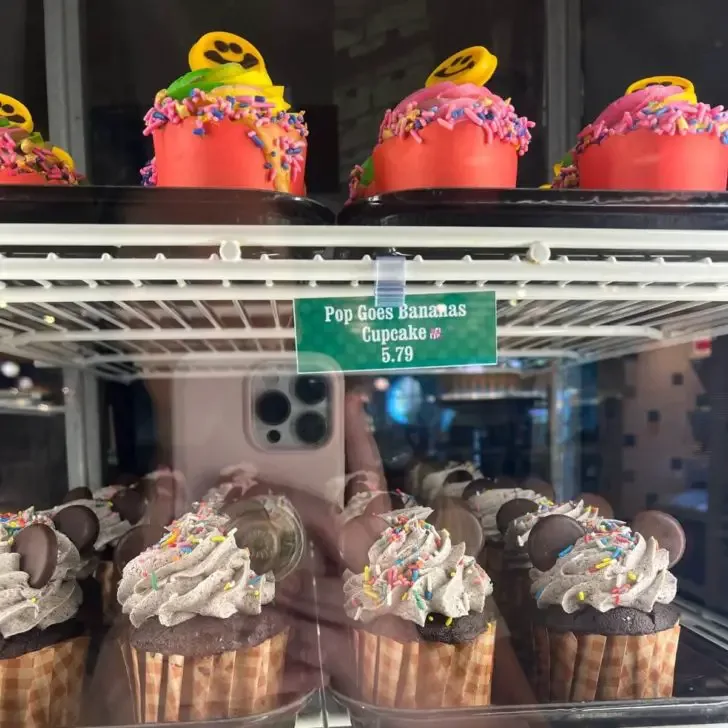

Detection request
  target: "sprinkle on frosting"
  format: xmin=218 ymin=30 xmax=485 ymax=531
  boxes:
xmin=530 ymin=520 xmax=677 ymax=613
xmin=0 ymin=516 xmax=83 ymax=637
xmin=141 ymin=87 xmax=307 ymax=193
xmin=378 ymin=82 xmax=533 ymax=154
xmin=0 ymin=128 xmax=80 ymax=184
xmin=552 ymin=84 xmax=728 ymax=188
xmin=118 ymin=504 xmax=274 ymax=628
xmin=343 ymin=507 xmax=491 ymax=627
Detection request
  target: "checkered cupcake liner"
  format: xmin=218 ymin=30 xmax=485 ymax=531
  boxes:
xmin=533 ymin=623 xmax=680 ymax=702
xmin=351 ymin=623 xmax=496 ymax=709
xmin=496 ymin=568 xmax=537 ymax=681
xmin=119 ymin=628 xmax=289 ymax=723
xmin=0 ymin=636 xmax=89 ymax=728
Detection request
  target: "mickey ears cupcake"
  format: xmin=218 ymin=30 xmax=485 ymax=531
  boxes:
xmin=551 ymin=75 xmax=728 ymax=191
xmin=348 ymin=45 xmax=534 ymax=202
xmin=0 ymin=94 xmax=79 ymax=185
xmin=142 ymin=31 xmax=308 ymax=193
xmin=527 ymin=511 xmax=685 ymax=702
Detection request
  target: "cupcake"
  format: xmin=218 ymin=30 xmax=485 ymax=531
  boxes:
xmin=528 ymin=511 xmax=684 ymax=701
xmin=342 ymin=507 xmax=495 ymax=708
xmin=51 ymin=485 xmax=146 ymax=625
xmin=0 ymin=509 xmax=98 ymax=726
xmin=496 ymin=499 xmax=602 ymax=682
xmin=420 ymin=461 xmax=482 ymax=504
xmin=142 ymin=31 xmax=307 ymax=193
xmin=349 ymin=46 xmax=534 ymax=201
xmin=117 ymin=506 xmax=289 ymax=722
xmin=463 ymin=478 xmax=550 ymax=592
xmin=551 ymin=76 xmax=728 ymax=191
xmin=0 ymin=94 xmax=79 ymax=185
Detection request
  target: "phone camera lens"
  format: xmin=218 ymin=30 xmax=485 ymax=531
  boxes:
xmin=255 ymin=390 xmax=291 ymax=426
xmin=294 ymin=376 xmax=328 ymax=406
xmin=267 ymin=430 xmax=281 ymax=444
xmin=294 ymin=412 xmax=328 ymax=446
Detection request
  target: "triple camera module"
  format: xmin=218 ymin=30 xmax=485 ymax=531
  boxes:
xmin=254 ymin=375 xmax=329 ymax=447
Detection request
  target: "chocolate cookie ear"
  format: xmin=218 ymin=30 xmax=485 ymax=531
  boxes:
xmin=523 ymin=477 xmax=555 ymax=501
xmin=53 ymin=505 xmax=99 ymax=555
xmin=113 ymin=525 xmax=166 ymax=574
xmin=579 ymin=493 xmax=614 ymax=519
xmin=339 ymin=514 xmax=387 ymax=573
xmin=62 ymin=487 xmax=93 ymax=503
xmin=110 ymin=488 xmax=146 ymax=526
xmin=461 ymin=477 xmax=499 ymax=501
xmin=12 ymin=523 xmax=58 ymax=588
xmin=220 ymin=485 xmax=244 ymax=509
xmin=220 ymin=498 xmax=268 ymax=520
xmin=442 ymin=469 xmax=473 ymax=487
xmin=631 ymin=510 xmax=686 ymax=568
xmin=496 ymin=498 xmax=540 ymax=535
xmin=429 ymin=498 xmax=484 ymax=557
xmin=527 ymin=515 xmax=586 ymax=572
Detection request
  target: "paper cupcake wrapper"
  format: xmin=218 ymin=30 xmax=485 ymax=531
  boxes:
xmin=351 ymin=624 xmax=496 ymax=709
xmin=94 ymin=560 xmax=119 ymax=625
xmin=496 ymin=568 xmax=536 ymax=678
xmin=120 ymin=629 xmax=289 ymax=723
xmin=533 ymin=623 xmax=680 ymax=702
xmin=0 ymin=636 xmax=89 ymax=728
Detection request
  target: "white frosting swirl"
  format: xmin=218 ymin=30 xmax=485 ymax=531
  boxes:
xmin=343 ymin=507 xmax=492 ymax=627
xmin=118 ymin=508 xmax=274 ymax=628
xmin=421 ymin=462 xmax=482 ymax=502
xmin=468 ymin=488 xmax=546 ymax=542
xmin=342 ymin=490 xmax=418 ymax=525
xmin=0 ymin=523 xmax=82 ymax=638
xmin=506 ymin=500 xmax=596 ymax=549
xmin=530 ymin=523 xmax=677 ymax=613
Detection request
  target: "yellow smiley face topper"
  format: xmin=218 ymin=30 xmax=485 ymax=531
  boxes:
xmin=51 ymin=146 xmax=75 ymax=171
xmin=426 ymin=46 xmax=498 ymax=89
xmin=625 ymin=76 xmax=697 ymax=105
xmin=189 ymin=31 xmax=266 ymax=73
xmin=0 ymin=94 xmax=33 ymax=133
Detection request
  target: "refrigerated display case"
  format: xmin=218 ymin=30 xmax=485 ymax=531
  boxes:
xmin=3 ymin=1 xmax=728 ymax=726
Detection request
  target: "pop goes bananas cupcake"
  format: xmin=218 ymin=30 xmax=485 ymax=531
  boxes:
xmin=551 ymin=76 xmax=728 ymax=191
xmin=117 ymin=505 xmax=288 ymax=723
xmin=0 ymin=94 xmax=79 ymax=185
xmin=349 ymin=46 xmax=534 ymax=201
xmin=343 ymin=506 xmax=495 ymax=709
xmin=0 ymin=509 xmax=98 ymax=727
xmin=527 ymin=511 xmax=685 ymax=702
xmin=142 ymin=31 xmax=307 ymax=193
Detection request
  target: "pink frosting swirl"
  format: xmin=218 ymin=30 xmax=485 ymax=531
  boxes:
xmin=393 ymin=82 xmax=502 ymax=115
xmin=591 ymin=85 xmax=688 ymax=130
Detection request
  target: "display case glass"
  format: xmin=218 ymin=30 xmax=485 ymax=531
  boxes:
xmin=1 ymin=2 xmax=728 ymax=727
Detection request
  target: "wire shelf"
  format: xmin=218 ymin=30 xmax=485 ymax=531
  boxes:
xmin=1 ymin=222 xmax=728 ymax=380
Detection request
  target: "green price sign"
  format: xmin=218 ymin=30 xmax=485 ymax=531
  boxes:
xmin=294 ymin=292 xmax=497 ymax=374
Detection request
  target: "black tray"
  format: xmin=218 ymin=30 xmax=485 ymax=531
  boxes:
xmin=339 ymin=189 xmax=728 ymax=230
xmin=0 ymin=186 xmax=334 ymax=226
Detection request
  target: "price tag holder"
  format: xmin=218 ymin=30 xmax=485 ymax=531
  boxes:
xmin=293 ymin=292 xmax=497 ymax=374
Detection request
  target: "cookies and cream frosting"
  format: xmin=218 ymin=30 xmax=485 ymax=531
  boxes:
xmin=531 ymin=521 xmax=677 ymax=614
xmin=344 ymin=507 xmax=492 ymax=627
xmin=468 ymin=487 xmax=546 ymax=542
xmin=0 ymin=518 xmax=82 ymax=638
xmin=118 ymin=507 xmax=274 ymax=628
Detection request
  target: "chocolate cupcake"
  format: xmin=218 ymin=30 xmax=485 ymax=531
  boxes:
xmin=117 ymin=506 xmax=289 ymax=722
xmin=0 ymin=511 xmax=95 ymax=726
xmin=464 ymin=478 xmax=550 ymax=592
xmin=528 ymin=512 xmax=683 ymax=701
xmin=342 ymin=507 xmax=496 ymax=708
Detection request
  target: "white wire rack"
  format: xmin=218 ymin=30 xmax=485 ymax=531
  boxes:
xmin=1 ymin=223 xmax=728 ymax=380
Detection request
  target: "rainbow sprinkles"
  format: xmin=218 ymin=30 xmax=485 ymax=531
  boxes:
xmin=141 ymin=89 xmax=307 ymax=192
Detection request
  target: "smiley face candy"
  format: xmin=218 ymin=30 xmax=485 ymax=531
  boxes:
xmin=142 ymin=33 xmax=307 ymax=193
xmin=0 ymin=94 xmax=79 ymax=185
xmin=348 ymin=45 xmax=534 ymax=201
